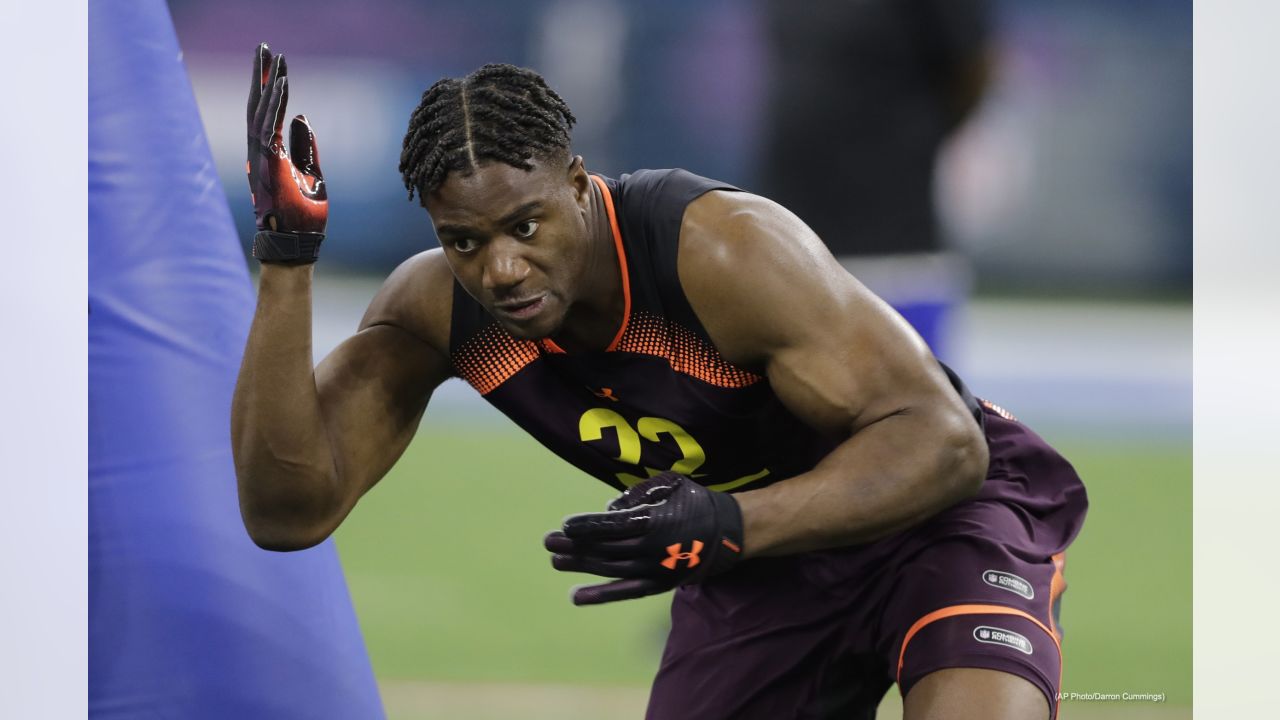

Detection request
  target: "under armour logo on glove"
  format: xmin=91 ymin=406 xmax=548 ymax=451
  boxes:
xmin=544 ymin=472 xmax=745 ymax=605
xmin=661 ymin=541 xmax=703 ymax=570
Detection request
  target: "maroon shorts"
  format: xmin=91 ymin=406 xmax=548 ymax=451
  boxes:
xmin=644 ymin=404 xmax=1088 ymax=720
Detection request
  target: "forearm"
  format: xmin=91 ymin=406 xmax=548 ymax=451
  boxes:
xmin=735 ymin=410 xmax=988 ymax=558
xmin=231 ymin=264 xmax=340 ymax=548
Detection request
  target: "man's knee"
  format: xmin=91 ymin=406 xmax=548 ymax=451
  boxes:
xmin=902 ymin=667 xmax=1051 ymax=720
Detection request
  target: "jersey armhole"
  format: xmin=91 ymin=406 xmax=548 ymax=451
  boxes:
xmin=625 ymin=170 xmax=744 ymax=356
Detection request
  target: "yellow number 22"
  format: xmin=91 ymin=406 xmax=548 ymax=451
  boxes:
xmin=577 ymin=409 xmax=770 ymax=491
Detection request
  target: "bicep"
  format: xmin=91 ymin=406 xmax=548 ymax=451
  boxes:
xmin=764 ymin=299 xmax=949 ymax=437
xmin=314 ymin=321 xmax=450 ymax=502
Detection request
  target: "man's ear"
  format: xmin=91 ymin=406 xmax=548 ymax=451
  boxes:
xmin=567 ymin=155 xmax=590 ymax=209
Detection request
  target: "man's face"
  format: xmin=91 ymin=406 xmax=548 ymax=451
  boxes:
xmin=426 ymin=156 xmax=592 ymax=340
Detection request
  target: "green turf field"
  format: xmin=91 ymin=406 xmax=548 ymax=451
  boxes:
xmin=335 ymin=415 xmax=1191 ymax=718
xmin=1050 ymin=438 xmax=1192 ymax=707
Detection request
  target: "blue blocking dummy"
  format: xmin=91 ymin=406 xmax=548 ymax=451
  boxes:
xmin=89 ymin=2 xmax=384 ymax=717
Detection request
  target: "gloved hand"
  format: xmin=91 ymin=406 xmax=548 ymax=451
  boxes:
xmin=246 ymin=42 xmax=327 ymax=264
xmin=544 ymin=472 xmax=745 ymax=606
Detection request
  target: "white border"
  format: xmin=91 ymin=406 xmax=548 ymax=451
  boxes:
xmin=0 ymin=0 xmax=89 ymax=716
xmin=1194 ymin=0 xmax=1280 ymax=715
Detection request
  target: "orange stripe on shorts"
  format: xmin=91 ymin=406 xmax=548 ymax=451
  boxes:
xmin=1048 ymin=552 xmax=1067 ymax=641
xmin=896 ymin=603 xmax=1063 ymax=715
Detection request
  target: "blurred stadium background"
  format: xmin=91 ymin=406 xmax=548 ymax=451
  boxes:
xmin=169 ymin=0 xmax=1191 ymax=717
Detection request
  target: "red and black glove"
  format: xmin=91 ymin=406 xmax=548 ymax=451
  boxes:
xmin=544 ymin=472 xmax=745 ymax=606
xmin=246 ymin=43 xmax=327 ymax=264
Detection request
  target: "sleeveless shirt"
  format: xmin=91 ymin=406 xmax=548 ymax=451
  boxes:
xmin=448 ymin=169 xmax=979 ymax=493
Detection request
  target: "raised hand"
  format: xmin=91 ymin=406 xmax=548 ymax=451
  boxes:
xmin=246 ymin=43 xmax=327 ymax=264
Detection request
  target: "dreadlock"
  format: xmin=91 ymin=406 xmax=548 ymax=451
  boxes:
xmin=399 ymin=63 xmax=577 ymax=205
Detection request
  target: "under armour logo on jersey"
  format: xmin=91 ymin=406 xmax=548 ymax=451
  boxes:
xmin=661 ymin=541 xmax=704 ymax=569
xmin=591 ymin=387 xmax=619 ymax=402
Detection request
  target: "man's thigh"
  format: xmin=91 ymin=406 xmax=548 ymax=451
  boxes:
xmin=881 ymin=501 xmax=1071 ymax=719
xmin=645 ymin=556 xmax=891 ymax=720
xmin=903 ymin=668 xmax=1050 ymax=720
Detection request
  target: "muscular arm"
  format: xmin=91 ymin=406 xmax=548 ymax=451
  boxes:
xmin=231 ymin=251 xmax=454 ymax=550
xmin=679 ymin=192 xmax=989 ymax=558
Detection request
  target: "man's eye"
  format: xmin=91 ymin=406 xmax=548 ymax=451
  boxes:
xmin=514 ymin=220 xmax=539 ymax=238
xmin=453 ymin=237 xmax=478 ymax=254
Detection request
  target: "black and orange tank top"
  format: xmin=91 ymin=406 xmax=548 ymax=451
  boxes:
xmin=448 ymin=169 xmax=839 ymax=493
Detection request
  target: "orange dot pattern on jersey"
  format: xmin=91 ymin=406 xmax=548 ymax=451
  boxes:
xmin=615 ymin=312 xmax=763 ymax=389
xmin=452 ymin=312 xmax=763 ymax=396
xmin=452 ymin=322 xmax=542 ymax=395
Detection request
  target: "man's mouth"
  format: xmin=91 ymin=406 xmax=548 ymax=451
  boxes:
xmin=495 ymin=294 xmax=547 ymax=321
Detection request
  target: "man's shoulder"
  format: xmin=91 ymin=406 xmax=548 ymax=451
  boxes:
xmin=676 ymin=189 xmax=858 ymax=367
xmin=679 ymin=189 xmax=804 ymax=272
xmin=359 ymin=248 xmax=453 ymax=356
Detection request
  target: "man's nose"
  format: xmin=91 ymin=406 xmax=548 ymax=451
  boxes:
xmin=481 ymin=238 xmax=531 ymax=292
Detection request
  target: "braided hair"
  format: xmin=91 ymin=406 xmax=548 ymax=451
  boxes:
xmin=399 ymin=63 xmax=577 ymax=205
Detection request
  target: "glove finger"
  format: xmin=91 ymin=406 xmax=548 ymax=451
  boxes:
xmin=253 ymin=52 xmax=282 ymax=140
xmin=572 ymin=578 xmax=671 ymax=606
xmin=267 ymin=74 xmax=290 ymax=150
xmin=289 ymin=114 xmax=324 ymax=178
xmin=544 ymin=531 xmax=649 ymax=558
xmin=606 ymin=476 xmax=679 ymax=511
xmin=562 ymin=506 xmax=653 ymax=540
xmin=247 ymin=43 xmax=270 ymax=126
xmin=550 ymin=553 xmax=651 ymax=578
xmin=543 ymin=530 xmax=575 ymax=554
xmin=289 ymin=115 xmax=326 ymax=199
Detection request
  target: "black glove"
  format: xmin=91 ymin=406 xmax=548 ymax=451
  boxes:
xmin=544 ymin=472 xmax=745 ymax=606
